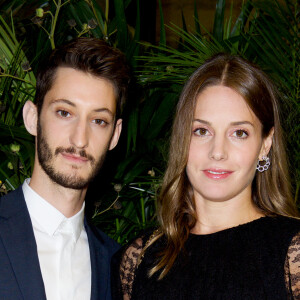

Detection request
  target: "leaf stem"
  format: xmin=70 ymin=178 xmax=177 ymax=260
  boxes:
xmin=94 ymin=193 xmax=120 ymax=216
xmin=0 ymin=74 xmax=35 ymax=86
xmin=139 ymin=185 xmax=145 ymax=227
xmin=115 ymin=218 xmax=121 ymax=243
xmin=104 ymin=0 xmax=109 ymax=36
xmin=49 ymin=0 xmax=62 ymax=49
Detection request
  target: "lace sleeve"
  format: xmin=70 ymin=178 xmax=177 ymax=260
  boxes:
xmin=119 ymin=238 xmax=143 ymax=300
xmin=285 ymin=231 xmax=300 ymax=298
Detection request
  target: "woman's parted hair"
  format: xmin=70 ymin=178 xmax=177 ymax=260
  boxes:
xmin=150 ymin=53 xmax=299 ymax=279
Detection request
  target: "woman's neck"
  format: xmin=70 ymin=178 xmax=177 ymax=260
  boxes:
xmin=191 ymin=195 xmax=265 ymax=235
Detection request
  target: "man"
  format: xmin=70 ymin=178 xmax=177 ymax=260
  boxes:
xmin=0 ymin=37 xmax=130 ymax=300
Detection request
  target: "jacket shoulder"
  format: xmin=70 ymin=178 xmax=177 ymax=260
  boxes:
xmin=95 ymin=226 xmax=120 ymax=252
xmin=85 ymin=219 xmax=120 ymax=254
xmin=0 ymin=187 xmax=25 ymax=218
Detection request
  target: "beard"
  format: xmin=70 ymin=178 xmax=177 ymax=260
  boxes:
xmin=37 ymin=121 xmax=107 ymax=190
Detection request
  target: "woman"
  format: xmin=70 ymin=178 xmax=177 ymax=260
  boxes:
xmin=112 ymin=54 xmax=300 ymax=299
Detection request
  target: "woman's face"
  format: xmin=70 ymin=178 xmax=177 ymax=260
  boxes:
xmin=186 ymin=85 xmax=273 ymax=205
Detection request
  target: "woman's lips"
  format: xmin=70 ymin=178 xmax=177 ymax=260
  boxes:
xmin=203 ymin=169 xmax=233 ymax=179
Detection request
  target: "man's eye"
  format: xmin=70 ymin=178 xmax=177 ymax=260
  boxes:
xmin=93 ymin=119 xmax=107 ymax=126
xmin=233 ymin=129 xmax=248 ymax=138
xmin=57 ymin=110 xmax=70 ymax=117
xmin=194 ymin=128 xmax=209 ymax=136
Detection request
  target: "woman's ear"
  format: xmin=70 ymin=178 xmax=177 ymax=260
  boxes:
xmin=23 ymin=101 xmax=38 ymax=136
xmin=259 ymin=127 xmax=274 ymax=159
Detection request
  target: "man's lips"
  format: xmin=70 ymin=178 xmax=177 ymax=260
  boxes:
xmin=203 ymin=169 xmax=233 ymax=179
xmin=60 ymin=152 xmax=89 ymax=163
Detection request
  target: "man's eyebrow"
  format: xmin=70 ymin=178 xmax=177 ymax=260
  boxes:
xmin=50 ymin=99 xmax=75 ymax=106
xmin=93 ymin=108 xmax=113 ymax=116
xmin=50 ymin=99 xmax=114 ymax=116
xmin=193 ymin=119 xmax=254 ymax=127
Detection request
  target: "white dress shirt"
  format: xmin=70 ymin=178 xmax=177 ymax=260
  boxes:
xmin=22 ymin=179 xmax=91 ymax=300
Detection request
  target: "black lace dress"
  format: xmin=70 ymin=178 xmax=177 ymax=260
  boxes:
xmin=112 ymin=216 xmax=300 ymax=300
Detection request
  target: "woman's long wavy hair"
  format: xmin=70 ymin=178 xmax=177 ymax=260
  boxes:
xmin=148 ymin=53 xmax=299 ymax=279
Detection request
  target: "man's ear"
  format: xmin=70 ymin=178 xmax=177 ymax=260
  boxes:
xmin=23 ymin=101 xmax=38 ymax=136
xmin=259 ymin=127 xmax=274 ymax=159
xmin=109 ymin=119 xmax=122 ymax=150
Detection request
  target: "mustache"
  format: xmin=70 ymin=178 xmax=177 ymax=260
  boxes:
xmin=55 ymin=147 xmax=95 ymax=163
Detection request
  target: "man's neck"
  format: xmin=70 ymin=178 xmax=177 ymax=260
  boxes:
xmin=29 ymin=166 xmax=87 ymax=218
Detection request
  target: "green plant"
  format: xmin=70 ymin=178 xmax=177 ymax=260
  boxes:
xmin=90 ymin=0 xmax=254 ymax=242
xmin=0 ymin=0 xmax=141 ymax=193
xmin=92 ymin=174 xmax=159 ymax=244
xmin=1 ymin=0 xmax=298 ymax=244
xmin=0 ymin=0 xmax=155 ymax=242
xmin=246 ymin=0 xmax=300 ymax=201
xmin=0 ymin=15 xmax=36 ymax=192
xmin=136 ymin=0 xmax=299 ymax=205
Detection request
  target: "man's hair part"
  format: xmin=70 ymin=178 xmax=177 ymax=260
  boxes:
xmin=35 ymin=37 xmax=130 ymax=119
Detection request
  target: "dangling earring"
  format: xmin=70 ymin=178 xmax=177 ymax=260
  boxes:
xmin=256 ymin=156 xmax=270 ymax=172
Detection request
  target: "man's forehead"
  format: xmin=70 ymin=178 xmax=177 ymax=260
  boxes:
xmin=42 ymin=67 xmax=117 ymax=113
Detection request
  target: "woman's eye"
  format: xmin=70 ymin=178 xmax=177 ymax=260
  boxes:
xmin=194 ymin=128 xmax=209 ymax=136
xmin=233 ymin=129 xmax=248 ymax=138
xmin=57 ymin=110 xmax=70 ymax=118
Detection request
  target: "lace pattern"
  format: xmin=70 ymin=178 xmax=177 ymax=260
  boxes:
xmin=119 ymin=238 xmax=143 ymax=300
xmin=117 ymin=221 xmax=300 ymax=300
xmin=285 ymin=230 xmax=300 ymax=298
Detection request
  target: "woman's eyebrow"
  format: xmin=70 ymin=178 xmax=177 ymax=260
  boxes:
xmin=193 ymin=119 xmax=210 ymax=125
xmin=230 ymin=121 xmax=254 ymax=127
xmin=193 ymin=119 xmax=254 ymax=128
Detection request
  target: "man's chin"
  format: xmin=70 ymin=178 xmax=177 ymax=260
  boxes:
xmin=50 ymin=173 xmax=90 ymax=190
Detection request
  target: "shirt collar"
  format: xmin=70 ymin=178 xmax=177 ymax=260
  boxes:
xmin=22 ymin=178 xmax=85 ymax=241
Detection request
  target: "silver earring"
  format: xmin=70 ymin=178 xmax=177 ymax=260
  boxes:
xmin=256 ymin=156 xmax=270 ymax=172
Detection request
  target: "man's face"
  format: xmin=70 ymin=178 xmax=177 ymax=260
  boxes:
xmin=36 ymin=67 xmax=121 ymax=189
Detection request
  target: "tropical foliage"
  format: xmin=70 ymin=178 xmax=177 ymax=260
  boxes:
xmin=0 ymin=0 xmax=299 ymax=244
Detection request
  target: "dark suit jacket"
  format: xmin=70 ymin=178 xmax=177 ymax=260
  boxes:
xmin=0 ymin=187 xmax=120 ymax=300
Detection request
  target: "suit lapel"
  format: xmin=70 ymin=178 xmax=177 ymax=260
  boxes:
xmin=85 ymin=219 xmax=110 ymax=300
xmin=0 ymin=187 xmax=46 ymax=299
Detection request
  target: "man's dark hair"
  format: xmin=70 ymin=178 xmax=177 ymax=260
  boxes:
xmin=35 ymin=37 xmax=130 ymax=119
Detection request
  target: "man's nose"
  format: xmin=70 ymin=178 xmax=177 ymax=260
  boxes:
xmin=69 ymin=119 xmax=89 ymax=149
